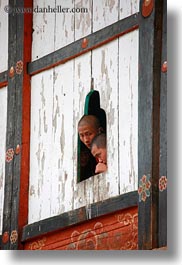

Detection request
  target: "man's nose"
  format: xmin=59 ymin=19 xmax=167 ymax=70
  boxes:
xmin=84 ymin=136 xmax=89 ymax=142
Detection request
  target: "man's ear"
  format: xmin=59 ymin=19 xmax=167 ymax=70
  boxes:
xmin=98 ymin=127 xmax=104 ymax=134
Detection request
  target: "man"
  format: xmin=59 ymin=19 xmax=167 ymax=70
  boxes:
xmin=90 ymin=133 xmax=107 ymax=174
xmin=78 ymin=115 xmax=103 ymax=180
xmin=78 ymin=115 xmax=102 ymax=149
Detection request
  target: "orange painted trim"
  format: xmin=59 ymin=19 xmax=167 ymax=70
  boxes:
xmin=18 ymin=0 xmax=33 ymax=249
xmin=0 ymin=81 xmax=8 ymax=89
xmin=23 ymin=206 xmax=138 ymax=250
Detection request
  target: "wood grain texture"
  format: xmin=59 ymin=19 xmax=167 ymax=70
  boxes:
xmin=93 ymin=0 xmax=119 ymax=32
xmin=0 ymin=0 xmax=8 ymax=73
xmin=159 ymin=0 xmax=167 ymax=248
xmin=92 ymin=40 xmax=119 ymax=198
xmin=29 ymin=69 xmax=54 ymax=222
xmin=28 ymin=0 xmax=139 ymax=225
xmin=28 ymin=13 xmax=139 ymax=76
xmin=138 ymin=0 xmax=164 ymax=250
xmin=73 ymin=52 xmax=92 ymax=208
xmin=2 ymin=0 xmax=18 ymax=249
xmin=55 ymin=0 xmax=75 ymax=50
xmin=119 ymin=29 xmax=138 ymax=194
xmin=1 ymin=0 xmax=24 ymax=250
xmin=75 ymin=0 xmax=92 ymax=40
xmin=119 ymin=0 xmax=139 ymax=20
xmin=23 ymin=191 xmax=137 ymax=242
xmin=0 ymin=5 xmax=8 ymax=232
xmin=31 ymin=0 xmax=55 ymax=61
xmin=24 ymin=206 xmax=138 ymax=250
xmin=17 ymin=0 xmax=33 ymax=250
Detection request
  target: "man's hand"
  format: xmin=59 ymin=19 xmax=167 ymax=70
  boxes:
xmin=95 ymin=163 xmax=107 ymax=174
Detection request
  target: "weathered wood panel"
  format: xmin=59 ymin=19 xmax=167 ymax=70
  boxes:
xmin=119 ymin=0 xmax=139 ymax=20
xmin=23 ymin=191 xmax=137 ymax=241
xmin=0 ymin=87 xmax=7 ymax=235
xmin=93 ymin=0 xmax=119 ymax=32
xmin=1 ymin=0 xmax=24 ymax=249
xmin=31 ymin=0 xmax=55 ymax=60
xmin=92 ymin=40 xmax=119 ymax=198
xmin=75 ymin=0 xmax=92 ymax=40
xmin=119 ymin=29 xmax=138 ymax=194
xmin=31 ymin=0 xmax=140 ymax=60
xmin=159 ymin=0 xmax=167 ymax=248
xmin=73 ymin=52 xmax=92 ymax=209
xmin=29 ymin=69 xmax=54 ymax=222
xmin=0 ymin=0 xmax=8 ymax=72
xmin=28 ymin=14 xmax=139 ymax=76
xmin=32 ymin=0 xmax=93 ymax=59
xmin=28 ymin=0 xmax=139 ymax=224
xmin=138 ymin=0 xmax=164 ymax=249
xmin=50 ymin=62 xmax=74 ymax=216
xmin=23 ymin=206 xmax=138 ymax=250
xmin=54 ymin=0 xmax=75 ymax=50
xmin=29 ymin=61 xmax=75 ymax=223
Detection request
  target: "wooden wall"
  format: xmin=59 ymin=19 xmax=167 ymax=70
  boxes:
xmin=24 ymin=206 xmax=138 ymax=250
xmin=0 ymin=0 xmax=8 ymax=235
xmin=28 ymin=0 xmax=139 ymax=224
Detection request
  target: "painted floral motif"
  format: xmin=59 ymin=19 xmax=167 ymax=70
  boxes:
xmin=67 ymin=213 xmax=138 ymax=250
xmin=159 ymin=176 xmax=167 ymax=192
xmin=29 ymin=237 xmax=46 ymax=250
xmin=138 ymin=175 xmax=151 ymax=202
xmin=15 ymin=60 xmax=23 ymax=74
xmin=117 ymin=213 xmax=138 ymax=250
xmin=10 ymin=230 xmax=18 ymax=244
xmin=68 ymin=222 xmax=104 ymax=250
xmin=6 ymin=148 xmax=14 ymax=163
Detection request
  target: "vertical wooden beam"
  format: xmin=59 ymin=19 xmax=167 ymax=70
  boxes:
xmin=2 ymin=0 xmax=18 ymax=250
xmin=138 ymin=0 xmax=164 ymax=249
xmin=158 ymin=0 xmax=167 ymax=248
xmin=1 ymin=0 xmax=24 ymax=250
xmin=18 ymin=0 xmax=33 ymax=249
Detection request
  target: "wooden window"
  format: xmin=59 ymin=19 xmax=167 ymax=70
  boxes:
xmin=77 ymin=90 xmax=106 ymax=182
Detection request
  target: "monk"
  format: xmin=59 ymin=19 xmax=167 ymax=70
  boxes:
xmin=90 ymin=133 xmax=107 ymax=174
xmin=78 ymin=115 xmax=103 ymax=179
xmin=78 ymin=115 xmax=102 ymax=149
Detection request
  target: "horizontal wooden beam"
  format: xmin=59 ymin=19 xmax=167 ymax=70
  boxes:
xmin=0 ymin=71 xmax=8 ymax=89
xmin=28 ymin=13 xmax=139 ymax=76
xmin=22 ymin=191 xmax=138 ymax=242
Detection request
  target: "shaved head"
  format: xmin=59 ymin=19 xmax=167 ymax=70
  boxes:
xmin=78 ymin=115 xmax=102 ymax=149
xmin=90 ymin=133 xmax=106 ymax=150
xmin=78 ymin=115 xmax=101 ymax=130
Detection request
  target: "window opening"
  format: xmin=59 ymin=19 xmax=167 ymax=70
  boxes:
xmin=77 ymin=90 xmax=107 ymax=182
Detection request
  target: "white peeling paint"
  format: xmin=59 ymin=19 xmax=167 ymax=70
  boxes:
xmin=28 ymin=0 xmax=139 ymax=224
xmin=0 ymin=87 xmax=7 ymax=234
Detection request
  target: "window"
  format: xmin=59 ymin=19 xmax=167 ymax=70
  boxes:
xmin=77 ymin=90 xmax=106 ymax=182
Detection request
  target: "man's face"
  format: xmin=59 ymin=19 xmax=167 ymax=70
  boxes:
xmin=91 ymin=144 xmax=107 ymax=164
xmin=78 ymin=125 xmax=98 ymax=149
